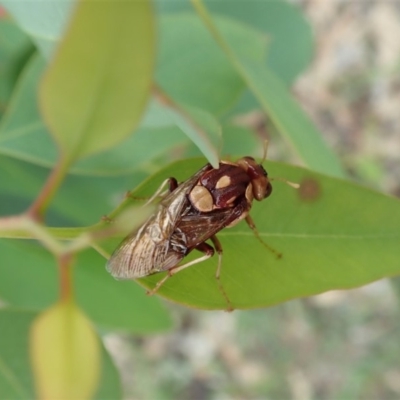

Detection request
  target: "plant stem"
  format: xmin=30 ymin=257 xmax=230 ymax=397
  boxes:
xmin=59 ymin=253 xmax=74 ymax=301
xmin=0 ymin=222 xmax=88 ymax=240
xmin=27 ymin=156 xmax=70 ymax=221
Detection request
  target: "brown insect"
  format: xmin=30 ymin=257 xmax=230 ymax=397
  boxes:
xmin=106 ymin=155 xmax=290 ymax=310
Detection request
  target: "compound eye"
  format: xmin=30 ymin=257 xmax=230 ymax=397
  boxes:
xmin=265 ymin=182 xmax=273 ymax=198
xmin=260 ymin=165 xmax=268 ymax=177
xmin=252 ymin=177 xmax=269 ymax=200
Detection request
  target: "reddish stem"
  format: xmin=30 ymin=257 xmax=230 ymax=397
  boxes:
xmin=27 ymin=157 xmax=69 ymax=222
xmin=59 ymin=253 xmax=74 ymax=302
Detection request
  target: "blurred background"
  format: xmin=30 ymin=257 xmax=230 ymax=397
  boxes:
xmin=103 ymin=1 xmax=400 ymax=399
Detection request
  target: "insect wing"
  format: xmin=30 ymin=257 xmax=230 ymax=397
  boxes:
xmin=177 ymin=197 xmax=248 ymax=248
xmin=106 ymin=164 xmax=212 ymax=279
xmin=106 ymin=215 xmax=168 ymax=279
xmin=158 ymin=164 xmax=212 ymax=226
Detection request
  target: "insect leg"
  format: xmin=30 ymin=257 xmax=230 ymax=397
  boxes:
xmin=210 ymin=235 xmax=223 ymax=279
xmin=146 ymin=248 xmax=213 ymax=296
xmin=209 ymin=235 xmax=233 ymax=312
xmin=245 ymin=215 xmax=282 ymax=259
xmin=144 ymin=177 xmax=178 ymax=206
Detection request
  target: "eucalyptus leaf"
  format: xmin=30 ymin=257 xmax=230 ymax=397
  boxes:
xmin=30 ymin=301 xmax=101 ymax=399
xmin=157 ymin=0 xmax=313 ymax=85
xmin=0 ymin=309 xmax=122 ymax=399
xmin=0 ymin=19 xmax=34 ymax=111
xmin=238 ymin=60 xmax=345 ymax=178
xmin=157 ymin=13 xmax=266 ymax=115
xmin=221 ymin=124 xmax=261 ymax=157
xmin=166 ymin=102 xmax=221 ymax=168
xmin=40 ymin=0 xmax=155 ymax=162
xmin=0 ymin=310 xmax=35 ymax=399
xmin=0 ymin=155 xmax=132 ymax=226
xmin=0 ymin=12 xmax=265 ymax=170
xmin=1 ymin=0 xmax=74 ymax=58
xmin=0 ymin=55 xmax=190 ymax=177
xmin=99 ymin=158 xmax=400 ymax=310
xmin=0 ymin=241 xmax=172 ymax=333
xmin=0 ymin=54 xmax=58 ymax=168
xmin=191 ymin=1 xmax=344 ymax=178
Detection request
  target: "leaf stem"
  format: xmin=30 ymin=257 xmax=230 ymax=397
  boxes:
xmin=0 ymin=221 xmax=88 ymax=240
xmin=27 ymin=156 xmax=70 ymax=221
xmin=58 ymin=253 xmax=74 ymax=302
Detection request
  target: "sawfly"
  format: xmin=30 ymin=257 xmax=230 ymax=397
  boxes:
xmin=106 ymin=152 xmax=297 ymax=310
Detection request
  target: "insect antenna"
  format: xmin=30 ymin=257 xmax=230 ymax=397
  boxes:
xmin=261 ymin=139 xmax=269 ymax=165
xmin=271 ymin=176 xmax=300 ymax=189
xmin=261 ymin=139 xmax=299 ymax=189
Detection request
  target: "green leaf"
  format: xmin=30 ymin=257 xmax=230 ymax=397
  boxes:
xmin=210 ymin=0 xmax=313 ymax=85
xmin=40 ymin=0 xmax=155 ymax=162
xmin=166 ymin=102 xmax=221 ymax=168
xmin=140 ymin=96 xmax=222 ymax=167
xmin=0 ymin=309 xmax=122 ymax=400
xmin=0 ymin=13 xmax=262 ymax=172
xmin=191 ymin=0 xmax=345 ymax=178
xmin=1 ymin=1 xmax=74 ymax=58
xmin=104 ymin=158 xmax=400 ymax=310
xmin=221 ymin=124 xmax=261 ymax=156
xmin=239 ymin=61 xmax=345 ymax=178
xmin=157 ymin=13 xmax=266 ymax=115
xmin=0 ymin=152 xmax=134 ymax=226
xmin=0 ymin=55 xmax=190 ymax=177
xmin=0 ymin=155 xmax=128 ymax=226
xmin=0 ymin=241 xmax=173 ymax=333
xmin=157 ymin=0 xmax=313 ymax=85
xmin=0 ymin=55 xmax=58 ymax=167
xmin=0 ymin=310 xmax=35 ymax=399
xmin=0 ymin=19 xmax=34 ymax=112
xmin=74 ymin=126 xmax=188 ymax=176
xmin=75 ymin=249 xmax=173 ymax=333
xmin=30 ymin=300 xmax=101 ymax=400
xmin=0 ymin=157 xmax=48 ymax=214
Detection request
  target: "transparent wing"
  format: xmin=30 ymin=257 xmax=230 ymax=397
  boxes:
xmin=106 ymin=218 xmax=164 ymax=278
xmin=106 ymin=164 xmax=212 ymax=279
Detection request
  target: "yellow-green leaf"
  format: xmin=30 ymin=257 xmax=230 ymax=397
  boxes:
xmin=40 ymin=0 xmax=155 ymax=163
xmin=30 ymin=300 xmax=100 ymax=400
